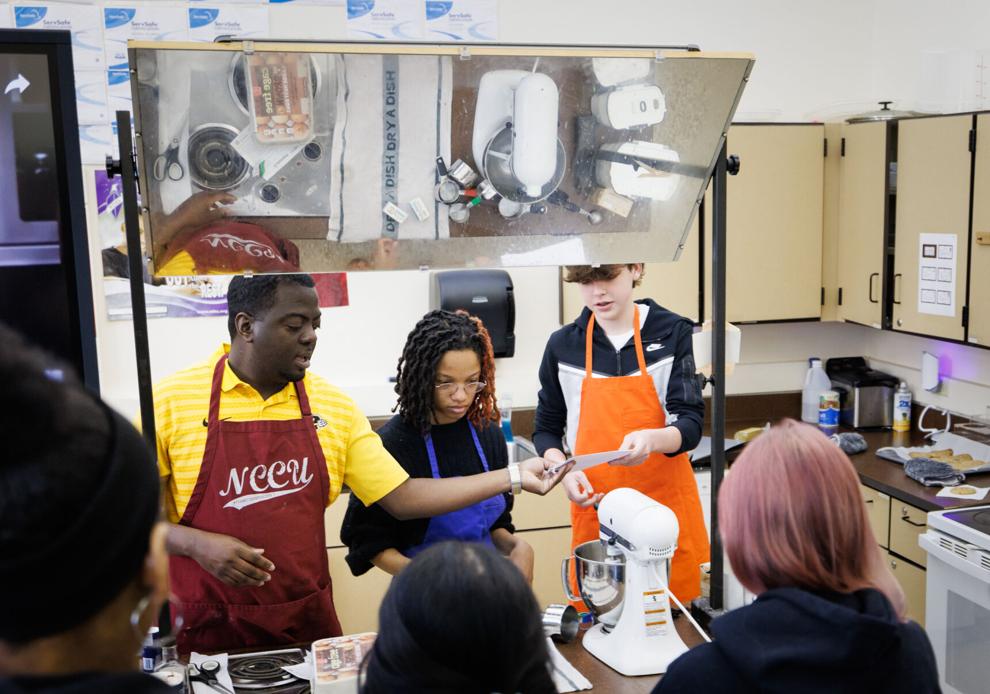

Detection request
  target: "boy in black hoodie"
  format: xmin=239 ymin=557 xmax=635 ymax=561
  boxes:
xmin=534 ymin=264 xmax=709 ymax=605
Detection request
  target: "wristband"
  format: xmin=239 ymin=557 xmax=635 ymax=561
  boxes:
xmin=507 ymin=462 xmax=523 ymax=495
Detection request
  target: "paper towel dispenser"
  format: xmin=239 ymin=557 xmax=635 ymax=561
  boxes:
xmin=431 ymin=270 xmax=515 ymax=358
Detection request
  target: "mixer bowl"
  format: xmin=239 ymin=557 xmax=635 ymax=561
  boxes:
xmin=562 ymin=540 xmax=626 ymax=629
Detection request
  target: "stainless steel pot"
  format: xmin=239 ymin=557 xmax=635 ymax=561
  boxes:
xmin=562 ymin=540 xmax=626 ymax=629
xmin=845 ymin=100 xmax=925 ymax=123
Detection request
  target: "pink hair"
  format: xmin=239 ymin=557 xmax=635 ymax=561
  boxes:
xmin=720 ymin=419 xmax=906 ymax=619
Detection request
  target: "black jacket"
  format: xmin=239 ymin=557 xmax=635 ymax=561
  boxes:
xmin=340 ymin=415 xmax=513 ymax=576
xmin=0 ymin=672 xmax=175 ymax=693
xmin=653 ymin=587 xmax=941 ymax=694
xmin=534 ymin=299 xmax=703 ymax=457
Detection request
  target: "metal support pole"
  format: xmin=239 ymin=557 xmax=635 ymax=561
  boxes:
xmin=708 ymin=139 xmax=729 ymax=611
xmin=111 ymin=110 xmax=156 ymax=452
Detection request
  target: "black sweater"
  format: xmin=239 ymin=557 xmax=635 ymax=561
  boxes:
xmin=653 ymin=587 xmax=941 ymax=694
xmin=534 ymin=298 xmax=704 ymax=457
xmin=340 ymin=415 xmax=513 ymax=576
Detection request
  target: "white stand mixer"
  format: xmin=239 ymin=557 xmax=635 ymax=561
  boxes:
xmin=566 ymin=487 xmax=710 ymax=676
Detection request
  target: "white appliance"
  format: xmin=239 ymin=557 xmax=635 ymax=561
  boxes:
xmin=595 ymin=140 xmax=681 ymax=201
xmin=564 ymin=488 xmax=709 ymax=676
xmin=471 ymin=69 xmax=564 ymax=209
xmin=591 ymin=84 xmax=666 ymax=130
xmin=920 ymin=505 xmax=990 ymax=694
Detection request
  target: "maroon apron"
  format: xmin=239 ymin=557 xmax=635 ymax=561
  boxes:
xmin=170 ymin=355 xmax=341 ymax=654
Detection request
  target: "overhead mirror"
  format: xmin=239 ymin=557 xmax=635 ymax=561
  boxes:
xmin=128 ymin=42 xmax=753 ymax=275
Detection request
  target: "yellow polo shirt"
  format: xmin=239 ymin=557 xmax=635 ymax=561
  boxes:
xmin=154 ymin=345 xmax=408 ymax=523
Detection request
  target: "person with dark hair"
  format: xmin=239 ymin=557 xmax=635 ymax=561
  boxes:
xmin=653 ymin=420 xmax=939 ymax=693
xmin=361 ymin=542 xmax=556 ymax=694
xmin=534 ymin=263 xmax=709 ymax=609
xmin=155 ymin=275 xmax=569 ymax=654
xmin=341 ymin=310 xmax=534 ymax=581
xmin=0 ymin=324 xmax=171 ymax=693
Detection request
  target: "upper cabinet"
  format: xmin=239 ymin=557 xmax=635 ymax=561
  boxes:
xmin=836 ymin=121 xmax=888 ymax=329
xmin=968 ymin=114 xmax=990 ymax=346
xmin=891 ymin=116 xmax=972 ymax=341
xmin=705 ymin=124 xmax=825 ymax=323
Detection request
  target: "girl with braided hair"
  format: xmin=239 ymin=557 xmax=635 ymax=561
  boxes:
xmin=341 ymin=310 xmax=536 ymax=581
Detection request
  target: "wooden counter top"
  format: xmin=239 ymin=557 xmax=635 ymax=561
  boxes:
xmin=554 ymin=613 xmax=707 ymax=693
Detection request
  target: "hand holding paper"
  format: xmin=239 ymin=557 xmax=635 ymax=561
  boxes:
xmin=547 ymin=450 xmax=630 ymax=476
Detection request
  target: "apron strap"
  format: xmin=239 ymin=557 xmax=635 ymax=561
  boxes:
xmin=294 ymin=377 xmax=313 ymax=417
xmin=585 ymin=314 xmax=596 ymax=378
xmin=424 ymin=421 xmax=492 ymax=479
xmin=467 ymin=421 xmax=491 ymax=472
xmin=585 ymin=305 xmax=649 ymax=377
xmin=207 ymin=356 xmax=227 ymax=426
xmin=631 ymin=304 xmax=649 ymax=375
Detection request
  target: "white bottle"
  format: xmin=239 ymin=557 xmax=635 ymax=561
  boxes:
xmin=802 ymin=358 xmax=831 ymax=424
xmin=893 ymin=382 xmax=912 ymax=432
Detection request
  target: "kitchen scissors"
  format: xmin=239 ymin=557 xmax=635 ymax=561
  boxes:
xmin=187 ymin=659 xmax=235 ymax=694
xmin=153 ymin=137 xmax=184 ymax=182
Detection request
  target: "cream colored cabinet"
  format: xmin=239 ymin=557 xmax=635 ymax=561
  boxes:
xmin=860 ymin=484 xmax=890 ymax=549
xmin=518 ymin=527 xmax=573 ymax=608
xmin=892 ymin=115 xmax=972 ymax=340
xmin=836 ymin=121 xmax=888 ymax=328
xmin=704 ymin=124 xmax=825 ymax=322
xmin=887 ymin=551 xmax=926 ymax=627
xmin=327 ymin=548 xmax=392 ymax=634
xmin=968 ymin=113 xmax=990 ymax=345
xmin=560 ymin=213 xmax=700 ymax=325
xmin=859 ymin=485 xmax=928 ymax=626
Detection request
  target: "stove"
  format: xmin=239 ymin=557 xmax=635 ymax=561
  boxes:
xmin=227 ymin=648 xmax=310 ymax=693
xmin=930 ymin=505 xmax=990 ymax=550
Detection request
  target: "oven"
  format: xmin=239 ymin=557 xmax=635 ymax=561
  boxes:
xmin=920 ymin=506 xmax=990 ymax=694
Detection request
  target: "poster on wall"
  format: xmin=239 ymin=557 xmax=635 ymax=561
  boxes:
xmin=188 ymin=5 xmax=270 ymax=42
xmin=12 ymin=4 xmax=104 ymax=69
xmin=270 ymin=0 xmax=345 ymax=4
xmin=94 ymin=171 xmax=350 ymax=320
xmin=917 ymin=232 xmax=957 ymax=317
xmin=425 ymin=0 xmax=497 ymax=42
xmin=346 ymin=0 xmax=423 ymax=40
xmin=103 ymin=4 xmax=188 ymax=71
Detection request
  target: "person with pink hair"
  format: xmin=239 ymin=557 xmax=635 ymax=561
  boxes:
xmin=654 ymin=419 xmax=940 ymax=694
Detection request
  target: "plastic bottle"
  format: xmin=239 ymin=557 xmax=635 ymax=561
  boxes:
xmin=140 ymin=626 xmax=160 ymax=673
xmin=802 ymin=358 xmax=832 ymax=424
xmin=498 ymin=395 xmax=514 ymax=444
xmin=893 ymin=382 xmax=912 ymax=432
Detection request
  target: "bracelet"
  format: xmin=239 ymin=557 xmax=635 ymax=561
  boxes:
xmin=507 ymin=462 xmax=522 ymax=495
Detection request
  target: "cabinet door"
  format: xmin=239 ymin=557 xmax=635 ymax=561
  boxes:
xmin=560 ymin=213 xmax=700 ymax=325
xmin=889 ymin=501 xmax=928 ymax=568
xmin=703 ymin=124 xmax=825 ymax=322
xmin=327 ymin=548 xmax=392 ymax=633
xmin=969 ymin=113 xmax=990 ymax=345
xmin=837 ymin=122 xmax=888 ymax=328
xmin=517 ymin=527 xmax=573 ymax=608
xmin=892 ymin=115 xmax=971 ymax=340
xmin=887 ymin=552 xmax=927 ymax=627
xmin=860 ymin=484 xmax=890 ymax=549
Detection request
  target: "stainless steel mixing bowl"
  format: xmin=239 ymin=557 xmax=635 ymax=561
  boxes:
xmin=562 ymin=540 xmax=626 ymax=629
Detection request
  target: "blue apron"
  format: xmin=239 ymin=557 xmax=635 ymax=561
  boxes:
xmin=404 ymin=421 xmax=508 ymax=558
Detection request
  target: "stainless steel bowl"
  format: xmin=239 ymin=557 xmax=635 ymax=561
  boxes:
xmin=482 ymin=124 xmax=566 ymax=204
xmin=562 ymin=540 xmax=626 ymax=629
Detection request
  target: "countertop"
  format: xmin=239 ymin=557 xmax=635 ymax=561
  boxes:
xmin=555 ymin=613 xmax=707 ymax=693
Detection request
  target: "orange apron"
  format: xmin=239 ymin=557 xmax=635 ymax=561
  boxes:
xmin=569 ymin=306 xmax=709 ymax=608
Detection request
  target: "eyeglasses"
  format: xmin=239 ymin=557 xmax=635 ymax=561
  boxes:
xmin=434 ymin=381 xmax=487 ymax=395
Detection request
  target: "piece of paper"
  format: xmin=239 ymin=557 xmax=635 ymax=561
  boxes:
xmin=231 ymin=125 xmax=308 ymax=181
xmin=347 ymin=0 xmax=423 ymax=40
xmin=918 ymin=232 xmax=957 ymax=317
xmin=188 ymin=5 xmax=270 ymax=42
xmin=13 ymin=4 xmax=104 ymax=69
xmin=188 ymin=652 xmax=235 ymax=694
xmin=106 ymin=68 xmax=131 ymax=115
xmin=936 ymin=485 xmax=990 ymax=501
xmin=548 ymin=450 xmax=630 ymax=476
xmin=425 ymin=0 xmax=497 ymax=41
xmin=103 ymin=4 xmax=188 ymax=70
xmin=546 ymin=638 xmax=592 ymax=692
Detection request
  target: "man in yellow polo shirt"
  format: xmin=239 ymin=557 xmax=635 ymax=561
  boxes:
xmin=155 ymin=273 xmax=569 ymax=653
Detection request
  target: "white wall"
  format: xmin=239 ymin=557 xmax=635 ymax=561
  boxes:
xmin=84 ymin=0 xmax=990 ymax=420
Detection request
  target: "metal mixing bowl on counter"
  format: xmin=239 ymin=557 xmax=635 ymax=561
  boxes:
xmin=562 ymin=539 xmax=626 ymax=630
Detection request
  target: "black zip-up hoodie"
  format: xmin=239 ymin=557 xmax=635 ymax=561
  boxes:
xmin=653 ymin=587 xmax=941 ymax=694
xmin=533 ymin=298 xmax=703 ymax=457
